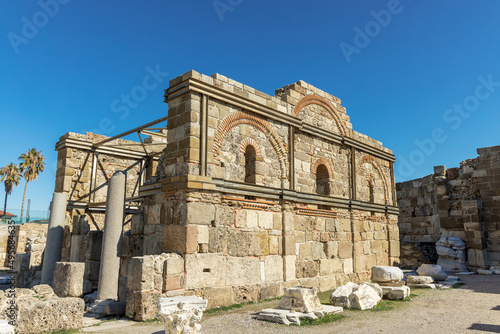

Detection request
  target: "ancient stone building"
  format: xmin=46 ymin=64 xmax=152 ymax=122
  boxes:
xmin=51 ymin=70 xmax=398 ymax=319
xmin=397 ymin=145 xmax=500 ymax=271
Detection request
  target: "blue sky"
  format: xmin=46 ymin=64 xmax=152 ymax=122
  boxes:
xmin=1 ymin=0 xmax=500 ymax=211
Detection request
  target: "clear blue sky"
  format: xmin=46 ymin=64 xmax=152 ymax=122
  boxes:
xmin=1 ymin=1 xmax=500 ymax=211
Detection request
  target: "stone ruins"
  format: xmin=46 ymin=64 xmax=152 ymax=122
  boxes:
xmin=31 ymin=70 xmax=398 ymax=322
xmin=397 ymin=146 xmax=500 ymax=271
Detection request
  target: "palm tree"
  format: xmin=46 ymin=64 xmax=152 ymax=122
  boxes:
xmin=19 ymin=148 xmax=45 ymax=224
xmin=0 ymin=163 xmax=21 ymax=223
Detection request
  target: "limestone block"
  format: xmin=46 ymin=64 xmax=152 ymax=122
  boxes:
xmin=407 ymin=275 xmax=434 ymax=284
xmin=382 ymin=286 xmax=410 ymax=300
xmin=130 ymin=214 xmax=144 ymax=235
xmin=202 ymin=287 xmax=234 ymax=309
xmin=283 ymin=255 xmax=296 ymax=282
xmin=15 ymin=296 xmax=84 ymax=334
xmin=185 ymin=253 xmax=225 ymax=289
xmin=257 ymin=305 xmax=342 ymax=326
xmin=343 ymin=258 xmax=353 ymax=274
xmin=349 ymin=284 xmax=381 ymax=310
xmin=364 ymin=283 xmax=383 ymax=298
xmin=164 ymin=255 xmax=185 ymax=276
xmin=225 ymin=256 xmax=260 ymax=286
xmin=407 ymin=283 xmax=436 ymax=289
xmin=371 ymin=266 xmax=404 ymax=283
xmin=197 ymin=225 xmax=209 ymax=244
xmin=324 ymin=242 xmax=338 ymax=258
xmin=477 ymin=269 xmax=493 ymax=275
xmin=320 ymin=259 xmax=342 ymax=276
xmin=278 ymin=287 xmax=322 ymax=313
xmin=84 ymin=261 xmax=100 ymax=282
xmin=104 ymin=301 xmax=126 ymax=316
xmin=128 ymin=256 xmax=155 ymax=291
xmin=329 ymin=282 xmax=358 ymax=308
xmin=258 ymin=211 xmax=274 ymax=229
xmin=417 ymin=264 xmax=448 ymax=281
xmin=311 ymin=242 xmax=326 ymax=260
xmin=264 ymin=255 xmax=283 ymax=282
xmin=53 ymin=262 xmax=85 ymax=297
xmin=338 ymin=242 xmax=352 ymax=259
xmin=187 ymin=202 xmax=215 ymax=225
xmin=127 ymin=291 xmax=165 ymax=321
xmin=118 ymin=277 xmax=128 ymax=303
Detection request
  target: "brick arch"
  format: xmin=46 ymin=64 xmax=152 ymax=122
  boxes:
xmin=356 ymin=155 xmax=390 ymax=205
xmin=212 ymin=111 xmax=287 ymax=179
xmin=239 ymin=138 xmax=262 ymax=157
xmin=293 ymin=95 xmax=348 ymax=137
xmin=312 ymin=158 xmax=333 ymax=178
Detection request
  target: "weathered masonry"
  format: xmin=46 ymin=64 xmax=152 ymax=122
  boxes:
xmin=54 ymin=70 xmax=399 ymax=319
xmin=397 ymin=145 xmax=500 ymax=271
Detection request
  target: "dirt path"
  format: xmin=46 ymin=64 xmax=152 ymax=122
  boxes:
xmin=87 ymin=274 xmax=500 ymax=334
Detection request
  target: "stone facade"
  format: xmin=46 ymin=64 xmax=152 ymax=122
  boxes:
xmin=397 ymin=145 xmax=500 ymax=270
xmin=54 ymin=70 xmax=399 ymax=320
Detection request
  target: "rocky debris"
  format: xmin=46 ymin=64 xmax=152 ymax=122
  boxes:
xmin=278 ymin=287 xmax=322 ymax=313
xmin=329 ymin=282 xmax=358 ymax=308
xmin=417 ymin=264 xmax=448 ymax=281
xmin=436 ymin=237 xmax=467 ymax=272
xmin=407 ymin=275 xmax=434 ymax=284
xmin=158 ymin=296 xmax=208 ymax=334
xmin=349 ymin=284 xmax=382 ymax=310
xmin=330 ymin=283 xmax=381 ymax=310
xmin=0 ymin=286 xmax=85 ymax=334
xmin=371 ymin=266 xmax=404 ymax=283
xmin=258 ymin=286 xmax=342 ymax=326
xmin=381 ymin=286 xmax=410 ymax=300
xmin=257 ymin=305 xmax=343 ymax=326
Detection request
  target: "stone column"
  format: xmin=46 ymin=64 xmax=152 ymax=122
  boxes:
xmin=97 ymin=171 xmax=126 ymax=301
xmin=41 ymin=192 xmax=67 ymax=285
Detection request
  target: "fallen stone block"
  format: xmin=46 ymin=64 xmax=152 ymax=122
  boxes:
xmin=158 ymin=296 xmax=208 ymax=334
xmin=278 ymin=287 xmax=322 ymax=313
xmin=382 ymin=286 xmax=410 ymax=300
xmin=456 ymin=272 xmax=475 ymax=275
xmin=364 ymin=282 xmax=383 ymax=298
xmin=371 ymin=266 xmax=404 ymax=283
xmin=407 ymin=275 xmax=434 ymax=284
xmin=53 ymin=262 xmax=85 ymax=297
xmin=330 ymin=282 xmax=358 ymax=308
xmin=257 ymin=305 xmax=342 ymax=326
xmin=477 ymin=269 xmax=493 ymax=275
xmin=349 ymin=284 xmax=381 ymax=310
xmin=417 ymin=264 xmax=448 ymax=281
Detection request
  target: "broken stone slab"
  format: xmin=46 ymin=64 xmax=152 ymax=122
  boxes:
xmin=477 ymin=269 xmax=493 ymax=275
xmin=371 ymin=266 xmax=404 ymax=283
xmin=257 ymin=305 xmax=343 ymax=326
xmin=493 ymin=271 xmax=500 ymax=275
xmin=407 ymin=283 xmax=436 ymax=289
xmin=349 ymin=284 xmax=381 ymax=310
xmin=330 ymin=282 xmax=358 ymax=308
xmin=407 ymin=275 xmax=434 ymax=284
xmin=0 ymin=320 xmax=14 ymax=334
xmin=364 ymin=282 xmax=383 ymax=298
xmin=157 ymin=296 xmax=208 ymax=334
xmin=278 ymin=287 xmax=322 ymax=313
xmin=376 ymin=281 xmax=406 ymax=287
xmin=456 ymin=272 xmax=475 ymax=275
xmin=381 ymin=286 xmax=410 ymax=300
xmin=417 ymin=264 xmax=448 ymax=281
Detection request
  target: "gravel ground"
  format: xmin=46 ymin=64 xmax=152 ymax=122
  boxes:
xmin=87 ymin=274 xmax=500 ymax=334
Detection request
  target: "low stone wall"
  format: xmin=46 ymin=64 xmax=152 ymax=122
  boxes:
xmin=397 ymin=145 xmax=500 ymax=270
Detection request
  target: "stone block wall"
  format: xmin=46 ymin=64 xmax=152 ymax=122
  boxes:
xmin=397 ymin=145 xmax=500 ymax=270
xmin=54 ymin=70 xmax=399 ymax=320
